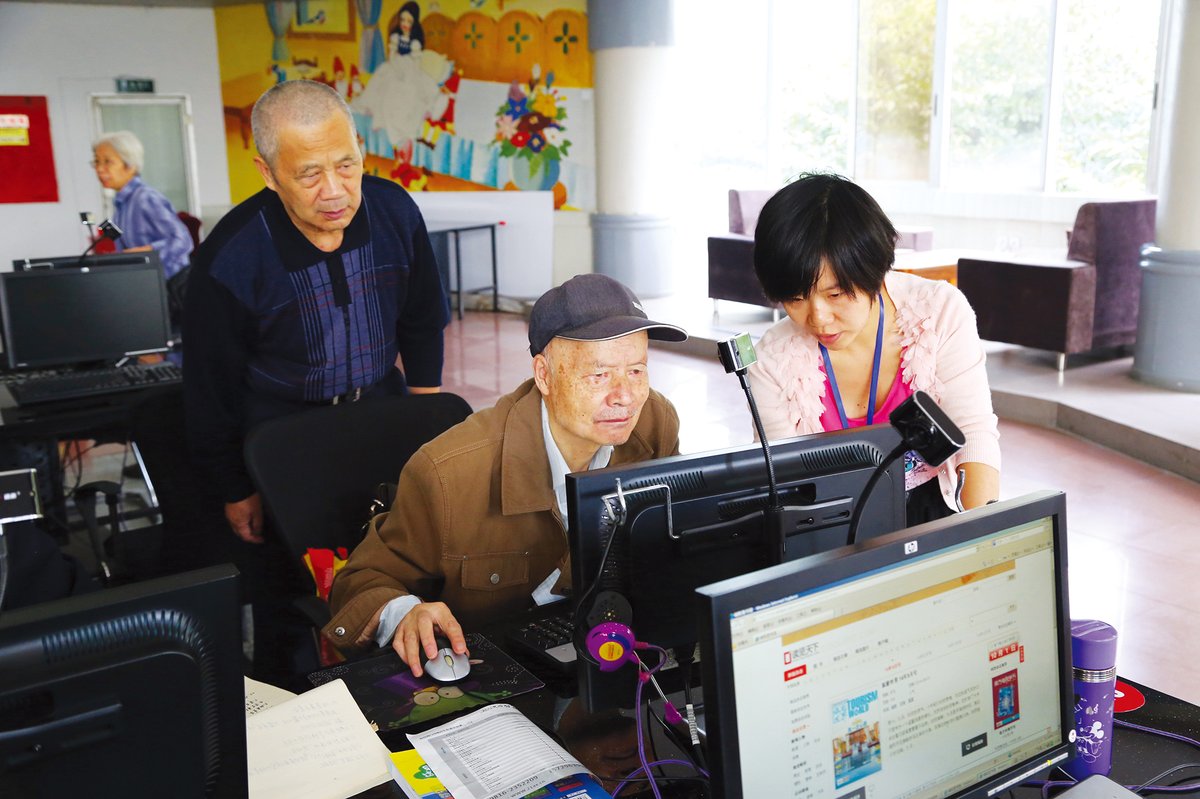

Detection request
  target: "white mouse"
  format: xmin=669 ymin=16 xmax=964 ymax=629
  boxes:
xmin=424 ymin=636 xmax=471 ymax=683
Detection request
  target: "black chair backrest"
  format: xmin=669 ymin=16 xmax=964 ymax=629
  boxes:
xmin=243 ymin=392 xmax=472 ymax=581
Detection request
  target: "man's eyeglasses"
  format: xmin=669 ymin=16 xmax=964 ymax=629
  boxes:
xmin=90 ymin=158 xmax=123 ymax=169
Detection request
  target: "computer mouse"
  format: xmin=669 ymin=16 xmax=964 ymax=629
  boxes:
xmin=423 ymin=636 xmax=471 ymax=683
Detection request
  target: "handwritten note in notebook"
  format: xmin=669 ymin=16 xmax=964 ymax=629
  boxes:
xmin=244 ymin=675 xmax=297 ymax=716
xmin=246 ymin=678 xmax=391 ymax=799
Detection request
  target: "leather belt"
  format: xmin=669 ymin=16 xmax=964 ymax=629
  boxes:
xmin=330 ymin=386 xmax=364 ymax=405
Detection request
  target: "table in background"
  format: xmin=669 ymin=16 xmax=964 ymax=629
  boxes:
xmin=426 ymin=219 xmax=502 ymax=320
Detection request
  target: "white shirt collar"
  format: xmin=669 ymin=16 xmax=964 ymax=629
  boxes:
xmin=541 ymin=399 xmax=613 ymax=523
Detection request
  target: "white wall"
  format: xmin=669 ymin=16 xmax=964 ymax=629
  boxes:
xmin=0 ymin=1 xmax=230 ymax=269
xmin=412 ymin=191 xmax=555 ymax=300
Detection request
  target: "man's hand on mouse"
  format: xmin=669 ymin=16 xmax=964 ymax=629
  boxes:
xmin=392 ymin=601 xmax=469 ymax=678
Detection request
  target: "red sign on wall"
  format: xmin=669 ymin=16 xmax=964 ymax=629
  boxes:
xmin=0 ymin=96 xmax=59 ymax=204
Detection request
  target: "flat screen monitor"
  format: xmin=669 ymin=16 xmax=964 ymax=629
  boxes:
xmin=0 ymin=258 xmax=171 ymax=369
xmin=0 ymin=565 xmax=247 ymax=798
xmin=697 ymin=490 xmax=1073 ymax=799
xmin=567 ymin=424 xmax=908 ymax=710
xmin=12 ymin=251 xmax=163 ymax=273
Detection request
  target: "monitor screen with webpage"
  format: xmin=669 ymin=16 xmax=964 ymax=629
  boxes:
xmin=697 ymin=491 xmax=1073 ymax=799
xmin=568 ymin=424 xmax=908 ymax=711
xmin=0 ymin=257 xmax=171 ymax=369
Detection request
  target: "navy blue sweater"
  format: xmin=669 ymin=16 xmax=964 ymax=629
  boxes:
xmin=183 ymin=175 xmax=449 ymax=503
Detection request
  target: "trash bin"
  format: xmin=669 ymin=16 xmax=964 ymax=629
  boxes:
xmin=1132 ymin=245 xmax=1200 ymax=392
xmin=591 ymin=213 xmax=673 ymax=298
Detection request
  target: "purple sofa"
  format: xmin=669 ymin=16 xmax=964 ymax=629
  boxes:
xmin=708 ymin=189 xmax=934 ymax=312
xmin=956 ymin=199 xmax=1156 ymax=370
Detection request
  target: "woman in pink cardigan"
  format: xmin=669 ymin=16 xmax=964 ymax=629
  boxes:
xmin=748 ymin=174 xmax=1000 ymax=521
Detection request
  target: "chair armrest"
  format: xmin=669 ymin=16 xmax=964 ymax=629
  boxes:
xmin=293 ymin=593 xmax=332 ymax=629
xmin=707 ymin=234 xmax=774 ymax=308
xmin=958 ymin=257 xmax=1097 ymax=354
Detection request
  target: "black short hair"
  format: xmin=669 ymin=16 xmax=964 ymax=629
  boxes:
xmin=753 ymin=173 xmax=897 ymax=303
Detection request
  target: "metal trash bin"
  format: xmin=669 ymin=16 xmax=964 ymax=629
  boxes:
xmin=1132 ymin=245 xmax=1200 ymax=392
xmin=592 ymin=213 xmax=673 ymax=298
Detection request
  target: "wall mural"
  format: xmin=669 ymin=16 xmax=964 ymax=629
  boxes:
xmin=216 ymin=0 xmax=592 ymax=210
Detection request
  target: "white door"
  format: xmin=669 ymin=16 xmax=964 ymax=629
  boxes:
xmin=90 ymin=93 xmax=200 ymax=216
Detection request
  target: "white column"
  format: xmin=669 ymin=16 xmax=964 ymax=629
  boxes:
xmin=1155 ymin=0 xmax=1200 ymax=250
xmin=1132 ymin=0 xmax=1200 ymax=390
xmin=587 ymin=0 xmax=675 ymax=297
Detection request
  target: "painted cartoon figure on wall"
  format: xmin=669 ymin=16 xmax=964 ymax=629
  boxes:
xmin=390 ymin=2 xmax=424 ymax=56
xmin=352 ymin=1 xmax=453 ymax=189
xmin=216 ymin=1 xmax=593 ymax=207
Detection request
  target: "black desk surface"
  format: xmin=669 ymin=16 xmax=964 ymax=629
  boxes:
xmin=347 ymin=646 xmax=1200 ymax=799
xmin=1013 ymin=678 xmax=1200 ymax=795
xmin=346 ymin=627 xmax=700 ymax=799
xmin=0 ymin=381 xmax=179 ymax=439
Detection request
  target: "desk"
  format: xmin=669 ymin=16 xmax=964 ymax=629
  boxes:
xmin=426 ymin=219 xmax=501 ymax=320
xmin=350 ymin=656 xmax=1200 ymax=798
xmin=1011 ymin=678 xmax=1200 ymax=796
xmin=0 ymin=383 xmax=179 ymax=529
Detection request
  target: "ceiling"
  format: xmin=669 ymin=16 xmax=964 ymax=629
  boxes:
xmin=11 ymin=0 xmax=249 ymax=7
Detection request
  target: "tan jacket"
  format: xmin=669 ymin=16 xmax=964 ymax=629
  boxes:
xmin=323 ymin=378 xmax=680 ymax=649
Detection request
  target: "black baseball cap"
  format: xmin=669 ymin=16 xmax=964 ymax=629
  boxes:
xmin=528 ymin=273 xmax=688 ymax=356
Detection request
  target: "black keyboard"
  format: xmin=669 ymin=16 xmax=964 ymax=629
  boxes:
xmin=505 ymin=606 xmax=577 ymax=672
xmin=6 ymin=362 xmax=182 ymax=406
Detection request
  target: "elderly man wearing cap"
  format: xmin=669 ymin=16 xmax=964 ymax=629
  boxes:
xmin=324 ymin=274 xmax=687 ymax=675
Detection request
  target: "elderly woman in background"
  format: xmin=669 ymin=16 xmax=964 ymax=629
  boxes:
xmin=91 ymin=130 xmax=193 ymax=279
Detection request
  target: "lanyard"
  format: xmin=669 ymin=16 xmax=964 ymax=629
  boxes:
xmin=820 ymin=293 xmax=885 ymax=429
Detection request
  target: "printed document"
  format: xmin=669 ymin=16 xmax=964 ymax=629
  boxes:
xmin=408 ymin=703 xmax=586 ymax=799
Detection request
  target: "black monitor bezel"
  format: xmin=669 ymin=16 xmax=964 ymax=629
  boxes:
xmin=11 ymin=251 xmax=162 ymax=272
xmin=0 ymin=564 xmax=247 ymax=797
xmin=567 ymin=424 xmax=908 ymax=711
xmin=0 ymin=257 xmax=172 ymax=369
xmin=697 ymin=490 xmax=1074 ymax=799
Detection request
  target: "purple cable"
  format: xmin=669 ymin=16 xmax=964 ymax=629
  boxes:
xmin=632 ymin=644 xmax=669 ymax=799
xmin=1115 ymin=717 xmax=1200 ymax=750
xmin=612 ymin=760 xmax=711 ymax=797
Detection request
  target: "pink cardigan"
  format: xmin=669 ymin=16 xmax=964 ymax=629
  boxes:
xmin=748 ymin=270 xmax=1001 ymax=508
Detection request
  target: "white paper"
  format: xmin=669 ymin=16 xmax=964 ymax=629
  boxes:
xmin=408 ymin=703 xmax=585 ymax=799
xmin=244 ymin=675 xmax=297 ymax=716
xmin=246 ymin=678 xmax=392 ymax=799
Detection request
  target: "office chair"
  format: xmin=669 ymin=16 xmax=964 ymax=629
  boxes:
xmin=243 ymin=392 xmax=472 ymax=662
xmin=176 ymin=211 xmax=203 ymax=252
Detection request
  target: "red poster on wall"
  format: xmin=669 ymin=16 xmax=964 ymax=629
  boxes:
xmin=0 ymin=96 xmax=60 ymax=204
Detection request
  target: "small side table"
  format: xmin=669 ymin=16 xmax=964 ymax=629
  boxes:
xmin=426 ymin=220 xmax=502 ymax=320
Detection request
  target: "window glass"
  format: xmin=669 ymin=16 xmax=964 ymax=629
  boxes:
xmin=772 ymin=1 xmax=856 ymax=178
xmin=1054 ymin=0 xmax=1160 ymax=193
xmin=854 ymin=0 xmax=936 ymax=181
xmin=944 ymin=0 xmax=1053 ymax=190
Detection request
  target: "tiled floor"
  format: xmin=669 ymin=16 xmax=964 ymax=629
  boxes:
xmin=444 ymin=305 xmax=1200 ymax=705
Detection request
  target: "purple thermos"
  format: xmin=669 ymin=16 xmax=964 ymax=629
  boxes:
xmin=1064 ymin=619 xmax=1118 ymax=779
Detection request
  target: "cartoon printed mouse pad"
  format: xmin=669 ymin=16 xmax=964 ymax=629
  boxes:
xmin=307 ymin=633 xmax=545 ymax=732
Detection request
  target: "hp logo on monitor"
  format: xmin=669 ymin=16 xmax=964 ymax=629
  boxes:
xmin=904 ymin=541 xmax=919 ymax=555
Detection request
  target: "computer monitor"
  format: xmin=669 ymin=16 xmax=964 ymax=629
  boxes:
xmin=697 ymin=490 xmax=1073 ymax=799
xmin=11 ymin=251 xmax=163 ymax=272
xmin=0 ymin=565 xmax=247 ymax=798
xmin=0 ymin=258 xmax=172 ymax=369
xmin=567 ymin=424 xmax=908 ymax=709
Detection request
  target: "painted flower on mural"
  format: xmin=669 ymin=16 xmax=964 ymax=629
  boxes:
xmin=494 ymin=64 xmax=571 ymax=180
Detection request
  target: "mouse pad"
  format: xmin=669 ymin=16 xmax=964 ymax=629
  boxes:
xmin=307 ymin=632 xmax=545 ymax=732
